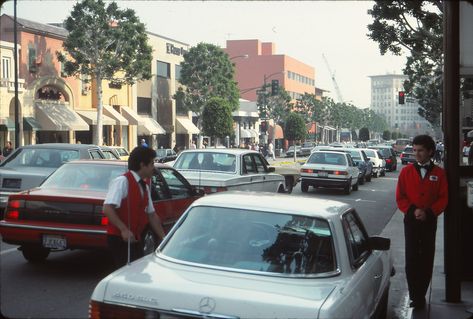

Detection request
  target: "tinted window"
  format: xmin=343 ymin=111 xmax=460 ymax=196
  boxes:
xmin=342 ymin=211 xmax=369 ymax=267
xmin=174 ymin=152 xmax=236 ymax=173
xmin=41 ymin=163 xmax=126 ymax=191
xmin=253 ymin=154 xmax=266 ymax=173
xmin=243 ymin=154 xmax=256 ymax=173
xmin=363 ymin=149 xmax=376 ymax=157
xmin=159 ymin=168 xmax=190 ymax=199
xmin=162 ymin=207 xmax=336 ymax=275
xmin=0 ymin=148 xmax=80 ymax=168
xmin=307 ymin=152 xmax=347 ymax=165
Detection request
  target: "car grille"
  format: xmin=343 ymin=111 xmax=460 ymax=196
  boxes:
xmin=19 ymin=201 xmax=101 ymax=225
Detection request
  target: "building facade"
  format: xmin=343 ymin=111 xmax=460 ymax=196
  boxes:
xmin=137 ymin=32 xmax=199 ymax=150
xmin=224 ymin=39 xmax=316 ymax=102
xmin=369 ymin=74 xmax=432 ymax=137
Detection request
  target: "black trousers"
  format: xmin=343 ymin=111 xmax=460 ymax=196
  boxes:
xmin=404 ymin=215 xmax=437 ymax=302
xmin=107 ymin=235 xmax=144 ymax=268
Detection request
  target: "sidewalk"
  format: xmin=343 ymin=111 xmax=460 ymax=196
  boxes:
xmin=382 ymin=210 xmax=473 ymax=319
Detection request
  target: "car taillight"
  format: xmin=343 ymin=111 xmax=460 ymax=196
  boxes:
xmin=333 ymin=171 xmax=348 ymax=175
xmin=9 ymin=200 xmax=24 ymax=209
xmin=5 ymin=199 xmax=25 ymax=220
xmin=89 ymin=300 xmax=153 ymax=319
xmin=100 ymin=217 xmax=108 ymax=226
xmin=5 ymin=210 xmax=19 ymax=220
xmin=301 ymin=168 xmax=313 ymax=173
xmin=386 ymin=159 xmax=392 ymax=163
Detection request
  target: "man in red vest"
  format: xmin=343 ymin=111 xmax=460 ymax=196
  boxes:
xmin=104 ymin=146 xmax=165 ymax=268
xmin=396 ymin=135 xmax=448 ymax=309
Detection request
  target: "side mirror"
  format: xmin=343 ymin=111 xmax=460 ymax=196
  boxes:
xmin=369 ymin=236 xmax=390 ymax=251
xmin=267 ymin=166 xmax=276 ymax=173
xmin=192 ymin=187 xmax=206 ymax=196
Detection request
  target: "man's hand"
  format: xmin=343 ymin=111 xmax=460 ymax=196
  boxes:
xmin=120 ymin=228 xmax=137 ymax=242
xmin=414 ymin=208 xmax=427 ymax=221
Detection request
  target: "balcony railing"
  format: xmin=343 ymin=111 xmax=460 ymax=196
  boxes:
xmin=0 ymin=78 xmax=25 ymax=93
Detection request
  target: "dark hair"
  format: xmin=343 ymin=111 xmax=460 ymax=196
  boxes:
xmin=412 ymin=135 xmax=436 ymax=151
xmin=128 ymin=146 xmax=156 ymax=171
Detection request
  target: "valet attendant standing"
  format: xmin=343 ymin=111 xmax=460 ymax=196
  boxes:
xmin=396 ymin=135 xmax=448 ymax=309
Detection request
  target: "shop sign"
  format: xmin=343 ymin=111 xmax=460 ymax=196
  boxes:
xmin=166 ymin=43 xmax=188 ymax=57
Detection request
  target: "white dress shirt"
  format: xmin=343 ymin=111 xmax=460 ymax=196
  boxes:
xmin=104 ymin=170 xmax=155 ymax=214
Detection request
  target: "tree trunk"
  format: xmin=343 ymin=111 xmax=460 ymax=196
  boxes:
xmin=293 ymin=141 xmax=297 ymax=162
xmin=95 ymin=76 xmax=103 ymax=146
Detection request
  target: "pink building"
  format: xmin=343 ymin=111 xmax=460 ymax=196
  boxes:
xmin=224 ymin=39 xmax=315 ymax=102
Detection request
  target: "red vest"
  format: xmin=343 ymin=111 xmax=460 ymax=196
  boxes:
xmin=107 ymin=171 xmax=149 ymax=240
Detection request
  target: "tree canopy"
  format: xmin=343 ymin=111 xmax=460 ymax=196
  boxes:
xmin=201 ymin=97 xmax=234 ymax=141
xmin=284 ymin=113 xmax=306 ymax=142
xmin=58 ymin=0 xmax=152 ymax=145
xmin=175 ymin=43 xmax=239 ymax=117
xmin=367 ymin=0 xmax=443 ymax=127
xmin=359 ymin=127 xmax=370 ymax=141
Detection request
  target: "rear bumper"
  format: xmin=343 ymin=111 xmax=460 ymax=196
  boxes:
xmin=0 ymin=221 xmax=107 ymax=249
xmin=301 ymin=177 xmax=350 ymax=188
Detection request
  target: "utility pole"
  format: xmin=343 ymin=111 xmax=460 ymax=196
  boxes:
xmin=13 ymin=0 xmax=21 ymax=148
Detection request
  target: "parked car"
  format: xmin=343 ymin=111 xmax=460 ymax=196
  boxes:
xmin=301 ymin=141 xmax=316 ymax=156
xmin=362 ymin=148 xmax=386 ymax=177
xmin=342 ymin=148 xmax=373 ymax=183
xmin=0 ymin=143 xmax=107 ymax=218
xmin=155 ymin=148 xmax=177 ymax=163
xmin=90 ymin=192 xmax=393 ymax=319
xmin=0 ymin=160 xmax=203 ymax=262
xmin=108 ymin=146 xmax=130 ymax=160
xmin=300 ymin=150 xmax=360 ymax=194
xmin=369 ymin=145 xmax=397 ymax=172
xmin=400 ymin=146 xmax=416 ymax=165
xmin=99 ymin=146 xmax=120 ymax=160
xmin=393 ymin=138 xmax=411 ymax=155
xmin=173 ymin=149 xmax=287 ymax=193
xmin=285 ymin=145 xmax=302 ymax=157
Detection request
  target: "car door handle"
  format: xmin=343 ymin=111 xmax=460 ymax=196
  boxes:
xmin=374 ymin=274 xmax=382 ymax=279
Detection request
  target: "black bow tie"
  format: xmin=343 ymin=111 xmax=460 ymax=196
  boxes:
xmin=417 ymin=163 xmax=430 ymax=169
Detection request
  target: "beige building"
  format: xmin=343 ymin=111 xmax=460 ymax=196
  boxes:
xmin=137 ymin=32 xmax=199 ymax=150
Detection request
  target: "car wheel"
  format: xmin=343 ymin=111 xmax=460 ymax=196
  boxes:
xmin=381 ymin=170 xmax=386 ymax=177
xmin=301 ymin=181 xmax=309 ymax=193
xmin=21 ymin=244 xmax=50 ymax=263
xmin=373 ymin=171 xmax=378 ymax=178
xmin=277 ymin=185 xmax=286 ymax=193
xmin=366 ymin=174 xmax=372 ymax=182
xmin=353 ymin=180 xmax=359 ymax=191
xmin=284 ymin=176 xmax=294 ymax=194
xmin=344 ymin=179 xmax=352 ymax=195
xmin=359 ymin=175 xmax=365 ymax=185
xmin=142 ymin=228 xmax=159 ymax=256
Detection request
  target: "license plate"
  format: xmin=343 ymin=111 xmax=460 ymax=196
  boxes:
xmin=318 ymin=171 xmax=328 ymax=177
xmin=42 ymin=235 xmax=67 ymax=249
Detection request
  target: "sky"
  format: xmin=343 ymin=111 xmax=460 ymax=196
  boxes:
xmin=1 ymin=0 xmax=408 ymax=108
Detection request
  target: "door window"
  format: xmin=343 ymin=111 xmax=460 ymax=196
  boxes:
xmin=89 ymin=150 xmax=104 ymax=159
xmin=253 ymin=154 xmax=267 ymax=173
xmin=151 ymin=172 xmax=171 ymax=201
xmin=159 ymin=168 xmax=190 ymax=199
xmin=243 ymin=155 xmax=256 ymax=174
xmin=342 ymin=211 xmax=370 ymax=268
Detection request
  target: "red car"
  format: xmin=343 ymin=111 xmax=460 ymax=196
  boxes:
xmin=0 ymin=160 xmax=203 ymax=262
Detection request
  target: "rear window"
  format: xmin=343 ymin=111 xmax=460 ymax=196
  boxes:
xmin=174 ymin=152 xmax=236 ymax=172
xmin=403 ymin=147 xmax=413 ymax=153
xmin=348 ymin=150 xmax=361 ymax=160
xmin=363 ymin=149 xmax=376 ymax=157
xmin=161 ymin=206 xmax=336 ymax=276
xmin=0 ymin=148 xmax=80 ymax=168
xmin=308 ymin=152 xmax=347 ymax=165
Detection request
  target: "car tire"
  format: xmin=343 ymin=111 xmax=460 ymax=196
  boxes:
xmin=301 ymin=181 xmax=309 ymax=193
xmin=366 ymin=174 xmax=372 ymax=182
xmin=284 ymin=176 xmax=294 ymax=194
xmin=373 ymin=171 xmax=378 ymax=178
xmin=381 ymin=170 xmax=386 ymax=177
xmin=359 ymin=175 xmax=365 ymax=185
xmin=344 ymin=179 xmax=352 ymax=195
xmin=277 ymin=185 xmax=286 ymax=193
xmin=142 ymin=228 xmax=159 ymax=256
xmin=21 ymin=244 xmax=50 ymax=263
xmin=353 ymin=180 xmax=359 ymax=191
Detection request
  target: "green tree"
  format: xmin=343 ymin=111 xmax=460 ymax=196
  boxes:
xmin=201 ymin=97 xmax=234 ymax=144
xmin=383 ymin=130 xmax=391 ymax=140
xmin=359 ymin=127 xmax=370 ymax=141
xmin=284 ymin=113 xmax=306 ymax=161
xmin=175 ymin=43 xmax=239 ymax=118
xmin=367 ymin=1 xmax=443 ymax=127
xmin=391 ymin=131 xmax=399 ymax=139
xmin=58 ymin=0 xmax=152 ymax=145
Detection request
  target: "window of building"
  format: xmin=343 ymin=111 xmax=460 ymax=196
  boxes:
xmin=175 ymin=64 xmax=182 ymax=82
xmin=157 ymin=60 xmax=170 ymax=78
xmin=137 ymin=97 xmax=152 ymax=115
xmin=1 ymin=56 xmax=11 ymax=79
xmin=28 ymin=48 xmax=37 ymax=73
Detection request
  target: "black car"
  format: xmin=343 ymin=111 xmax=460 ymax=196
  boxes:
xmin=369 ymin=146 xmax=398 ymax=171
xmin=300 ymin=142 xmax=316 ymax=156
xmin=400 ymin=146 xmax=416 ymax=165
xmin=156 ymin=148 xmax=178 ymax=163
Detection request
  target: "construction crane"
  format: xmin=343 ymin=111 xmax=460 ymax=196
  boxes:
xmin=322 ymin=54 xmax=344 ymax=103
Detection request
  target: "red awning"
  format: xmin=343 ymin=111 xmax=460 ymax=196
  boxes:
xmin=270 ymin=124 xmax=284 ymax=140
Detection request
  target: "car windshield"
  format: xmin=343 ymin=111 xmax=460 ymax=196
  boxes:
xmin=364 ymin=149 xmax=376 ymax=157
xmin=404 ymin=147 xmax=413 ymax=153
xmin=161 ymin=206 xmax=336 ymax=276
xmin=116 ymin=148 xmax=128 ymax=156
xmin=174 ymin=152 xmax=236 ymax=172
xmin=307 ymin=152 xmax=347 ymax=165
xmin=0 ymin=148 xmax=80 ymax=168
xmin=41 ymin=163 xmax=126 ymax=191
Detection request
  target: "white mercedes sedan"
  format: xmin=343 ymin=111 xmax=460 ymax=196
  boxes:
xmin=89 ymin=192 xmax=393 ymax=319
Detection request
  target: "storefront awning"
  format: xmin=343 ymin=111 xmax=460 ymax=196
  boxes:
xmin=176 ymin=117 xmax=200 ymax=134
xmin=137 ymin=116 xmax=166 ymax=135
xmin=249 ymin=129 xmax=259 ymax=138
xmin=103 ymin=105 xmax=129 ymax=126
xmin=23 ymin=117 xmax=42 ymax=131
xmin=76 ymin=110 xmax=116 ymax=126
xmin=121 ymin=106 xmax=144 ymax=126
xmin=240 ymin=129 xmax=252 ymax=138
xmin=36 ymin=103 xmax=89 ymax=131
xmin=0 ymin=118 xmax=15 ymax=131
xmin=269 ymin=124 xmax=284 ymax=139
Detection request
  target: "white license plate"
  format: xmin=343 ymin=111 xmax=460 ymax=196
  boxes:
xmin=318 ymin=171 xmax=328 ymax=177
xmin=42 ymin=235 xmax=67 ymax=249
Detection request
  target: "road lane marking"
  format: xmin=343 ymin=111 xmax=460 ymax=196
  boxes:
xmin=0 ymin=247 xmax=18 ymax=255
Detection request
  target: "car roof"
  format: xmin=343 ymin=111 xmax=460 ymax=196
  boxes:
xmin=20 ymin=143 xmax=100 ymax=150
xmin=192 ymin=191 xmax=351 ymax=218
xmin=178 ymin=149 xmax=259 ymax=155
xmin=312 ymin=150 xmax=348 ymax=156
xmin=65 ymin=159 xmax=172 ymax=169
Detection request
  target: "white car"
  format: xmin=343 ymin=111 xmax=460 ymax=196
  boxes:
xmin=362 ymin=148 xmax=386 ymax=177
xmin=90 ymin=192 xmax=393 ymax=319
xmin=300 ymin=150 xmax=360 ymax=194
xmin=172 ymin=149 xmax=287 ymax=193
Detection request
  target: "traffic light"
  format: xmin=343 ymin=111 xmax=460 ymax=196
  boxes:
xmin=398 ymin=91 xmax=405 ymax=104
xmin=260 ymin=121 xmax=267 ymax=133
xmin=271 ymin=79 xmax=279 ymax=96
